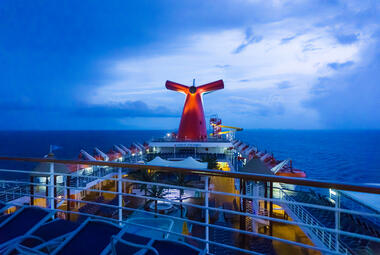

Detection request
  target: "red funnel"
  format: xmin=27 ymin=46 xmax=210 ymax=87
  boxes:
xmin=166 ymin=80 xmax=224 ymax=141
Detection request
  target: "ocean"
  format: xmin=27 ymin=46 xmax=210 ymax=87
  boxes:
xmin=0 ymin=130 xmax=379 ymax=184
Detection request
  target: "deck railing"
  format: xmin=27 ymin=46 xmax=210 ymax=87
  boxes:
xmin=0 ymin=156 xmax=379 ymax=255
xmin=278 ymin=188 xmax=352 ymax=254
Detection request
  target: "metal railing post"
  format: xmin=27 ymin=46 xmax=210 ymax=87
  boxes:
xmin=45 ymin=177 xmax=49 ymax=207
xmin=66 ymin=176 xmax=71 ymax=221
xmin=63 ymin=175 xmax=67 ymax=203
xmin=49 ymin=161 xmax=55 ymax=217
xmin=54 ymin=175 xmax=57 ymax=209
xmin=205 ymin=176 xmax=209 ymax=253
xmin=76 ymin=167 xmax=79 ymax=188
xmin=335 ymin=190 xmax=340 ymax=252
xmin=30 ymin=176 xmax=34 ymax=205
xmin=118 ymin=167 xmax=122 ymax=225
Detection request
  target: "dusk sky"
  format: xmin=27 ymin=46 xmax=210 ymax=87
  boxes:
xmin=1 ymin=0 xmax=379 ymax=130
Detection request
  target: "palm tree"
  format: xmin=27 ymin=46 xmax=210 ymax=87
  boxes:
xmin=129 ymin=168 xmax=158 ymax=202
xmin=147 ymin=185 xmax=169 ymax=217
xmin=172 ymin=172 xmax=191 ymax=218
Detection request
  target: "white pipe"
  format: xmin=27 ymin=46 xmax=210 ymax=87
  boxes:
xmin=95 ymin=147 xmax=109 ymax=161
xmin=119 ymin=144 xmax=131 ymax=154
xmin=114 ymin=145 xmax=126 ymax=156
xmin=80 ymin=149 xmax=97 ymax=161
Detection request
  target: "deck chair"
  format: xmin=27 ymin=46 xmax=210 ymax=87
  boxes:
xmin=101 ymin=225 xmax=152 ymax=255
xmin=0 ymin=207 xmax=53 ymax=248
xmin=0 ymin=214 xmax=11 ymax=224
xmin=110 ymin=235 xmax=158 ymax=255
xmin=150 ymin=240 xmax=204 ymax=255
xmin=0 ymin=219 xmax=79 ymax=255
xmin=109 ymin=235 xmax=203 ymax=255
xmin=0 ymin=201 xmax=13 ymax=214
xmin=0 ymin=201 xmax=6 ymax=211
xmin=104 ymin=220 xmax=204 ymax=255
xmin=52 ymin=218 xmax=121 ymax=255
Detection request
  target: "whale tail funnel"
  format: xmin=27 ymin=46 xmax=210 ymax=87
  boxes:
xmin=166 ymin=79 xmax=224 ymax=141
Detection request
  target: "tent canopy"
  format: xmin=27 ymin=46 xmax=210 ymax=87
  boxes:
xmin=147 ymin=156 xmax=208 ymax=169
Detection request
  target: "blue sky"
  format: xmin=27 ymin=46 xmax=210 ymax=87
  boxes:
xmin=0 ymin=0 xmax=379 ymax=130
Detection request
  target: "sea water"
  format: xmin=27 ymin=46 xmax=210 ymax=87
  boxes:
xmin=0 ymin=130 xmax=378 ymax=183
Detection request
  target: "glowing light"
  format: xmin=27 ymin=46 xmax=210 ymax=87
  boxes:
xmin=329 ymin=189 xmax=336 ymax=196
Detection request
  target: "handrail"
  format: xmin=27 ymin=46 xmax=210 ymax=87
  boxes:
xmin=1 ymin=156 xmax=380 ymax=194
xmin=280 ymin=189 xmax=352 ymax=254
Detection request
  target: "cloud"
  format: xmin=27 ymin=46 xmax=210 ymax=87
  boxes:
xmin=308 ymin=77 xmax=330 ymax=96
xmin=3 ymin=0 xmax=376 ymax=130
xmin=0 ymin=100 xmax=177 ymax=119
xmin=303 ymin=38 xmax=380 ymax=129
xmin=280 ymin=34 xmax=299 ymax=44
xmin=327 ymin=61 xmax=354 ymax=70
xmin=277 ymin=81 xmax=291 ymax=89
xmin=215 ymin=64 xmax=231 ymax=69
xmin=72 ymin=101 xmax=177 ymax=118
xmin=335 ymin=33 xmax=359 ymax=45
xmin=227 ymin=96 xmax=285 ymax=117
xmin=87 ymin=15 xmax=374 ymax=129
xmin=233 ymin=27 xmax=263 ymax=54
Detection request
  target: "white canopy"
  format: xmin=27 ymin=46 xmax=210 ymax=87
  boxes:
xmin=147 ymin=156 xmax=208 ymax=169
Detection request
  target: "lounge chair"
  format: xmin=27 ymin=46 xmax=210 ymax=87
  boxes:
xmin=0 ymin=219 xmax=79 ymax=254
xmin=109 ymin=237 xmax=204 ymax=255
xmin=104 ymin=222 xmax=204 ymax=255
xmin=151 ymin=240 xmax=203 ymax=255
xmin=22 ymin=219 xmax=79 ymax=247
xmin=0 ymin=214 xmax=11 ymax=224
xmin=52 ymin=219 xmax=121 ymax=255
xmin=0 ymin=207 xmax=53 ymax=247
xmin=109 ymin=233 xmax=156 ymax=255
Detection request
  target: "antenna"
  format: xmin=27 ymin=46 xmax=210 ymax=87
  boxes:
xmin=193 ymin=79 xmax=195 ymax=87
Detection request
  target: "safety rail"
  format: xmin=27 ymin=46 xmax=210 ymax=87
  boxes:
xmin=0 ymin=156 xmax=379 ymax=255
xmin=279 ymin=189 xmax=352 ymax=254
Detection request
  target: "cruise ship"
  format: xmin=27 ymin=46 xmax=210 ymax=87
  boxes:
xmin=0 ymin=79 xmax=379 ymax=255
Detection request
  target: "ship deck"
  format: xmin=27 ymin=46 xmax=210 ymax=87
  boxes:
xmin=0 ymin=156 xmax=379 ymax=254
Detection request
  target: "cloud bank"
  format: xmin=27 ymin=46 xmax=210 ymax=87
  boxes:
xmin=89 ymin=8 xmax=378 ymax=129
xmin=1 ymin=0 xmax=379 ymax=129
